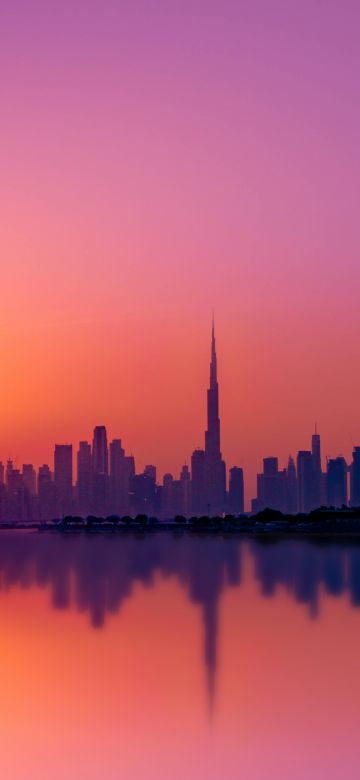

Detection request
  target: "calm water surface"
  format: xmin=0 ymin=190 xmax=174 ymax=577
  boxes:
xmin=0 ymin=531 xmax=359 ymax=779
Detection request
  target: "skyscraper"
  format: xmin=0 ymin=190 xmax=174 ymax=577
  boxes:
xmin=191 ymin=449 xmax=206 ymax=514
xmin=286 ymin=456 xmax=298 ymax=513
xmin=54 ymin=444 xmax=73 ymax=516
xmin=77 ymin=441 xmax=92 ymax=515
xmin=180 ymin=464 xmax=191 ymax=517
xmin=204 ymin=318 xmax=226 ymax=513
xmin=228 ymin=467 xmax=244 ymax=515
xmin=311 ymin=425 xmax=322 ymax=508
xmin=38 ymin=464 xmax=57 ymax=521
xmin=326 ymin=457 xmax=348 ymax=507
xmin=22 ymin=464 xmax=36 ymax=495
xmin=109 ymin=439 xmax=125 ymax=514
xmin=255 ymin=457 xmax=287 ymax=513
xmin=92 ymin=426 xmax=108 ymax=514
xmin=297 ymin=450 xmax=314 ymax=513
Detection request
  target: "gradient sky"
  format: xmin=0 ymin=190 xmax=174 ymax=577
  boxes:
xmin=1 ymin=0 xmax=360 ymax=503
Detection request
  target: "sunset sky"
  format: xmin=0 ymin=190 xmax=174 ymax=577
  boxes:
xmin=1 ymin=0 xmax=360 ymax=503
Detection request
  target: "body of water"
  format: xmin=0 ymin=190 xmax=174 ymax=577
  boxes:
xmin=0 ymin=531 xmax=359 ymax=779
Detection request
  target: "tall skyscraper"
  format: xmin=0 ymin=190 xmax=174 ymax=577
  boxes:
xmin=228 ymin=467 xmax=244 ymax=515
xmin=109 ymin=439 xmax=125 ymax=514
xmin=297 ymin=450 xmax=314 ymax=513
xmin=180 ymin=464 xmax=191 ymax=517
xmin=311 ymin=425 xmax=322 ymax=508
xmin=38 ymin=464 xmax=57 ymax=521
xmin=22 ymin=464 xmax=36 ymax=495
xmin=191 ymin=449 xmax=206 ymax=514
xmin=255 ymin=457 xmax=287 ymax=513
xmin=92 ymin=426 xmax=108 ymax=514
xmin=54 ymin=445 xmax=73 ymax=516
xmin=77 ymin=441 xmax=92 ymax=515
xmin=286 ymin=456 xmax=298 ymax=513
xmin=326 ymin=457 xmax=348 ymax=507
xmin=204 ymin=318 xmax=226 ymax=513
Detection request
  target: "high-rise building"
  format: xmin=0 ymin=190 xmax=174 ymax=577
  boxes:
xmin=38 ymin=464 xmax=57 ymax=521
xmin=180 ymin=464 xmax=191 ymax=517
xmin=22 ymin=464 xmax=36 ymax=495
xmin=130 ymin=471 xmax=156 ymax=516
xmin=191 ymin=448 xmax=206 ymax=514
xmin=350 ymin=447 xmax=360 ymax=507
xmin=109 ymin=439 xmax=126 ymax=514
xmin=326 ymin=457 xmax=348 ymax=507
xmin=255 ymin=457 xmax=287 ymax=512
xmin=311 ymin=426 xmax=322 ymax=508
xmin=6 ymin=459 xmax=14 ymax=486
xmin=77 ymin=441 xmax=92 ymax=515
xmin=162 ymin=473 xmax=174 ymax=518
xmin=92 ymin=426 xmax=108 ymax=514
xmin=144 ymin=465 xmax=157 ymax=483
xmin=0 ymin=462 xmax=5 ymax=485
xmin=122 ymin=455 xmax=135 ymax=514
xmin=204 ymin=319 xmax=226 ymax=513
xmin=297 ymin=451 xmax=314 ymax=513
xmin=228 ymin=467 xmax=244 ymax=515
xmin=54 ymin=444 xmax=73 ymax=516
xmin=6 ymin=469 xmax=27 ymax=522
xmin=286 ymin=456 xmax=298 ymax=513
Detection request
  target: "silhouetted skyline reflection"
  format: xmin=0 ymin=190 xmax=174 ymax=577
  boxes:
xmin=1 ymin=532 xmax=360 ymax=715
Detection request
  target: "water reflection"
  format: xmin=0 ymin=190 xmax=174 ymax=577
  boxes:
xmin=0 ymin=532 xmax=360 ymax=713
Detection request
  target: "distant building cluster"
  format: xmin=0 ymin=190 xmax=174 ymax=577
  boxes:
xmin=0 ymin=322 xmax=358 ymax=522
xmin=252 ymin=435 xmax=359 ymax=514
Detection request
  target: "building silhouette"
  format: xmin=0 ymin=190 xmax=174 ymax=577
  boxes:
xmin=326 ymin=457 xmax=348 ymax=507
xmin=2 ymin=323 xmax=360 ymax=521
xmin=204 ymin=318 xmax=226 ymax=513
xmin=38 ymin=464 xmax=56 ymax=521
xmin=77 ymin=441 xmax=92 ymax=516
xmin=252 ymin=457 xmax=287 ymax=513
xmin=191 ymin=448 xmax=206 ymax=514
xmin=54 ymin=444 xmax=73 ymax=516
xmin=312 ymin=425 xmax=322 ymax=507
xmin=286 ymin=456 xmax=297 ymax=513
xmin=228 ymin=467 xmax=244 ymax=514
xmin=297 ymin=450 xmax=314 ymax=513
xmin=92 ymin=426 xmax=108 ymax=514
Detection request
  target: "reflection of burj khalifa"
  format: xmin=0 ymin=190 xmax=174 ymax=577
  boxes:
xmin=204 ymin=317 xmax=226 ymax=513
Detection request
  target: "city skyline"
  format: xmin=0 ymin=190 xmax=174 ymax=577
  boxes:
xmin=2 ymin=2 xmax=360 ymax=509
xmin=1 ymin=321 xmax=360 ymax=518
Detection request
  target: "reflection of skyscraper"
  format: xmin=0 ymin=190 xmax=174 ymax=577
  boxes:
xmin=92 ymin=426 xmax=108 ymax=514
xmin=54 ymin=445 xmax=73 ymax=516
xmin=204 ymin=319 xmax=226 ymax=513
